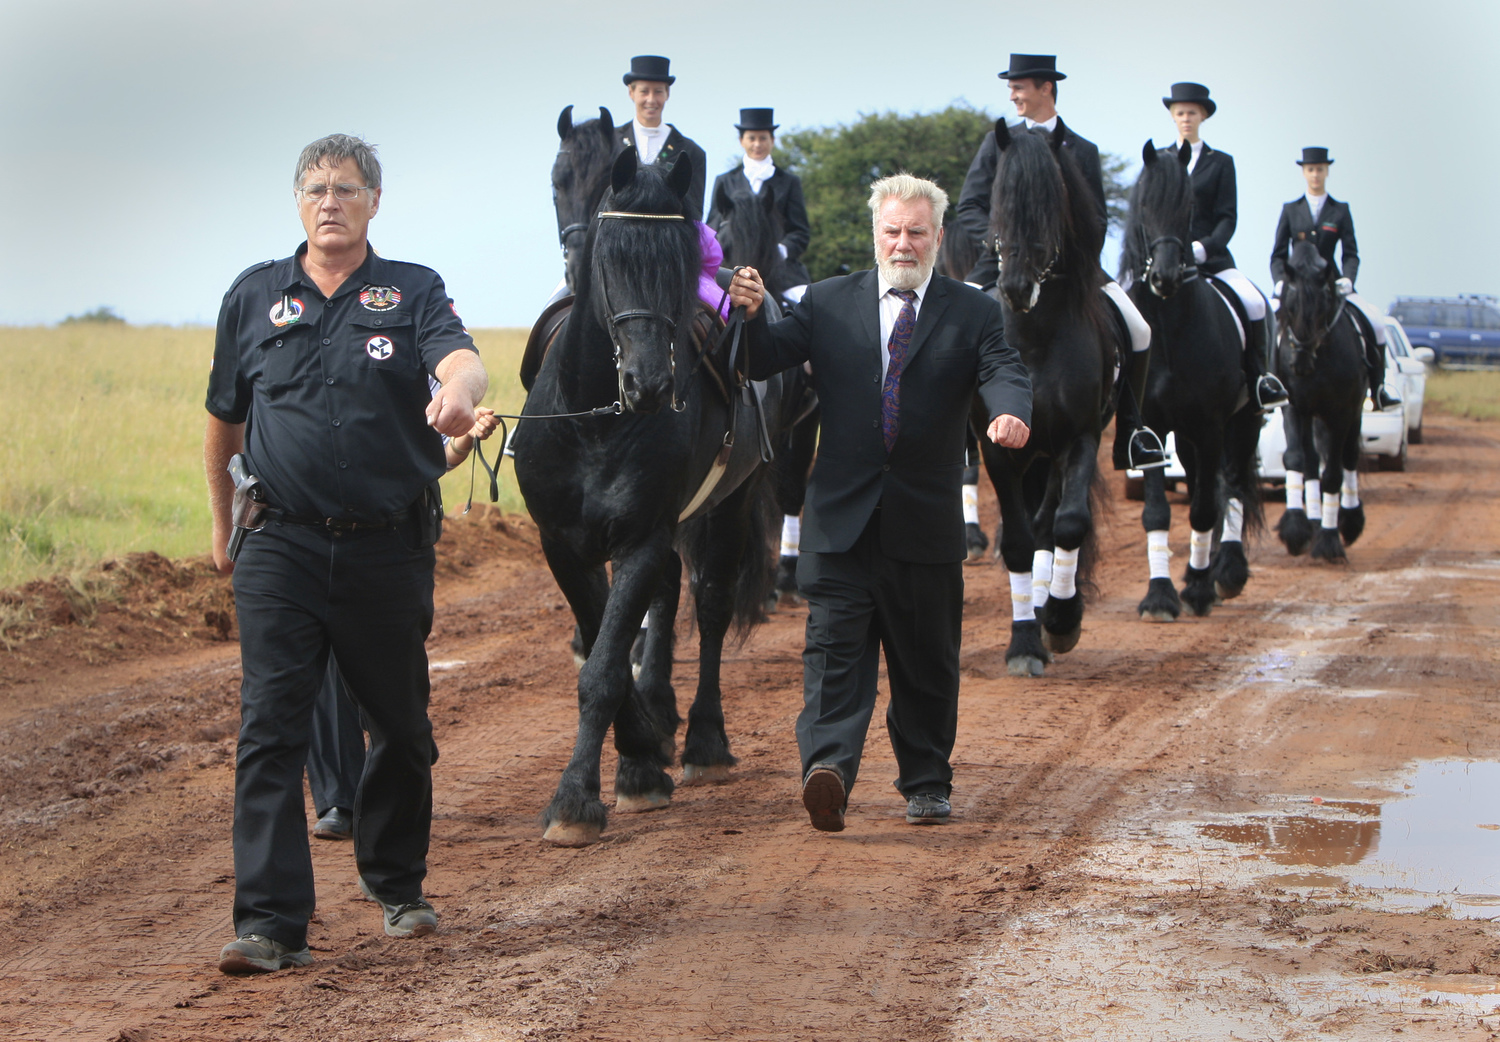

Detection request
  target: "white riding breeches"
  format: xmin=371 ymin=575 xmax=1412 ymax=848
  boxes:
xmin=1345 ymin=291 xmax=1388 ymax=345
xmin=1102 ymin=280 xmax=1151 ymax=353
xmin=1212 ymin=268 xmax=1267 ymax=322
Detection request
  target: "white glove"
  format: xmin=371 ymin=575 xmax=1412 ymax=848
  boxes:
xmin=1273 ymin=280 xmax=1284 ymax=299
xmin=777 ymin=243 xmax=788 ymax=259
xmin=1336 ymin=277 xmax=1353 ymax=296
xmin=1192 ymin=241 xmax=1207 ymax=265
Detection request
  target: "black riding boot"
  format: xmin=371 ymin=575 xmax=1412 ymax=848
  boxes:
xmin=1366 ymin=332 xmax=1401 ymax=410
xmin=1245 ymin=318 xmax=1288 ymax=409
xmin=1111 ymin=346 xmax=1164 ymax=471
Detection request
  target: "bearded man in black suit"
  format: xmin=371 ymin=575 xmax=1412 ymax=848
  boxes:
xmin=614 ymin=55 xmax=707 ymax=221
xmin=728 ymin=174 xmax=1032 ymax=832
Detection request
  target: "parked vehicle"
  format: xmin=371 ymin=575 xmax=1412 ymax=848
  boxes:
xmin=1387 ymin=295 xmax=1500 ymax=368
xmin=1383 ymin=318 xmax=1431 ymax=444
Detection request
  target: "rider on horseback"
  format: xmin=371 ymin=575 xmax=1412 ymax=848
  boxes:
xmin=956 ymin=54 xmax=1163 ymax=470
xmin=1155 ymin=82 xmax=1288 ymax=410
xmin=1271 ymin=147 xmax=1400 ymax=411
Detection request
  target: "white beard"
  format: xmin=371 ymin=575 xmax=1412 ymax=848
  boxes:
xmin=877 ymin=250 xmax=935 ymax=291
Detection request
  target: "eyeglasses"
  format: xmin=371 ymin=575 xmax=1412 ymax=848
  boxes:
xmin=296 ymin=183 xmax=374 ymax=202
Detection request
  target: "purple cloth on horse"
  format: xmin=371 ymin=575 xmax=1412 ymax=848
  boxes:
xmin=697 ymin=222 xmax=729 ymax=320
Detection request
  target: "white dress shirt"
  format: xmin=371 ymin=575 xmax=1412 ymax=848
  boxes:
xmin=1306 ymin=192 xmax=1328 ymax=221
xmin=1183 ymin=138 xmax=1205 ymax=174
xmin=875 ymin=269 xmax=933 ymax=373
xmin=1023 ymin=114 xmax=1060 ymax=132
xmin=740 ymin=154 xmax=775 ymax=195
xmin=633 ymin=120 xmax=666 ymax=164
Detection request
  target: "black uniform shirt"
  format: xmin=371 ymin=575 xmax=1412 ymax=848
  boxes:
xmin=206 ymin=243 xmax=478 ymax=521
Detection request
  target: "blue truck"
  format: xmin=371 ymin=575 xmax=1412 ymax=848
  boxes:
xmin=1387 ymin=295 xmax=1500 ymax=368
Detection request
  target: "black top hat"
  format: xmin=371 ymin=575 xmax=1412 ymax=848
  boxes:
xmin=1296 ymin=147 xmax=1334 ymax=165
xmin=624 ymin=55 xmax=675 ymax=86
xmin=999 ymin=54 xmax=1066 ymax=81
xmin=735 ymin=108 xmax=778 ymax=132
xmin=1162 ymin=82 xmax=1216 ymax=118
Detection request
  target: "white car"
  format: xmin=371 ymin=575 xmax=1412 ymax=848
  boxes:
xmin=1125 ymin=326 xmax=1430 ymax=497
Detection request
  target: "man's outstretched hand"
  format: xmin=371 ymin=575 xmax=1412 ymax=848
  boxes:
xmin=987 ymin=414 xmax=1030 ymax=448
xmin=729 ymin=267 xmax=765 ymax=319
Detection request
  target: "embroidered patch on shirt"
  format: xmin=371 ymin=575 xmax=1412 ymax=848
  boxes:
xmin=359 ymin=285 xmax=402 ymax=311
xmin=269 ymin=296 xmax=304 ymax=327
xmin=365 ymin=335 xmax=394 ymax=360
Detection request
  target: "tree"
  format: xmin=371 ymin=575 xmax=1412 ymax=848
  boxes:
xmin=61 ymin=306 xmax=125 ymax=325
xmin=774 ymin=105 xmax=1130 ymax=281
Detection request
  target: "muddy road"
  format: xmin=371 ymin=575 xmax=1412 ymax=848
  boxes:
xmin=2 ymin=415 xmax=1499 ymax=1042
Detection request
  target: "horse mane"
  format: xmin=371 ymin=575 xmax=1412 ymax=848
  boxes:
xmin=1119 ymin=149 xmax=1192 ymax=281
xmin=937 ymin=218 xmax=978 ymax=282
xmin=716 ymin=181 xmax=794 ymax=297
xmin=590 ymin=164 xmax=701 ymax=329
xmin=991 ymin=127 xmax=1107 ymax=319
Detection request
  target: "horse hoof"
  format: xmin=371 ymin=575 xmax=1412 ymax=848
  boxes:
xmin=1007 ymin=655 xmax=1046 ymax=677
xmin=543 ymin=820 xmax=601 ymax=847
xmin=681 ymin=763 xmax=732 ymax=786
xmin=1213 ymin=581 xmax=1244 ymax=601
xmin=1042 ymin=626 xmax=1081 ymax=655
xmin=573 ymin=652 xmax=586 ymax=671
xmin=631 ymin=662 xmax=642 ymax=681
xmin=615 ymin=791 xmax=671 ymax=814
xmin=1139 ymin=609 xmax=1177 ymax=623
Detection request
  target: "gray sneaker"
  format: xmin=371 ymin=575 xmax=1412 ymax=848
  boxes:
xmin=218 ymin=934 xmax=314 ymax=974
xmin=358 ymin=875 xmax=438 ymax=938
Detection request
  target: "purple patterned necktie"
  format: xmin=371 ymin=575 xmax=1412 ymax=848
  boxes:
xmin=881 ymin=289 xmax=918 ymax=452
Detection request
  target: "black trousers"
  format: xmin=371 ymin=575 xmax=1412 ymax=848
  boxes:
xmin=231 ymin=519 xmax=435 ymax=949
xmin=306 ymin=657 xmax=367 ymax=817
xmin=795 ymin=512 xmax=964 ymax=799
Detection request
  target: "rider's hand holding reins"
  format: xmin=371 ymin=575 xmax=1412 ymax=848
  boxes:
xmin=988 ymin=414 xmax=1031 ymax=448
xmin=729 ymin=267 xmax=765 ymax=319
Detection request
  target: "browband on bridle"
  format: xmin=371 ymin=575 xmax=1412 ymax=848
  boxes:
xmin=594 ymin=208 xmax=693 ymax=412
xmin=598 ymin=211 xmax=686 ymax=221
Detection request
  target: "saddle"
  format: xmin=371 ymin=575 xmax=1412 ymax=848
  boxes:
xmin=1204 ymin=274 xmax=1248 ymax=351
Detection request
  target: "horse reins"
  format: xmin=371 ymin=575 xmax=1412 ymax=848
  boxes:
xmin=595 ymin=210 xmax=691 ymax=414
xmin=1137 ymin=234 xmax=1199 ymax=287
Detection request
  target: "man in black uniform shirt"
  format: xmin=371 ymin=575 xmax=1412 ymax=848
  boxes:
xmin=615 ymin=55 xmax=708 ymax=222
xmin=205 ymin=133 xmax=487 ymax=974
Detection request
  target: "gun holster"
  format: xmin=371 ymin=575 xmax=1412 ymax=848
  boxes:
xmin=416 ymin=481 xmax=443 ymax=548
xmin=226 ymin=453 xmax=268 ymax=563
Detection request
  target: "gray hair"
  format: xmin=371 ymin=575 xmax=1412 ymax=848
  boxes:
xmin=294 ymin=134 xmax=382 ymax=191
xmin=867 ymin=173 xmax=949 ymax=229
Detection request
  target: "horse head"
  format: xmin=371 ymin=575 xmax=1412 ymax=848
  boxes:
xmin=991 ymin=119 xmax=1070 ymax=313
xmin=1125 ymin=139 xmax=1195 ymax=299
xmin=590 ymin=148 xmax=700 ymax=414
xmin=714 ymin=179 xmax=788 ymax=297
xmin=1280 ymin=239 xmax=1338 ymax=376
xmin=553 ymin=105 xmax=617 ymax=293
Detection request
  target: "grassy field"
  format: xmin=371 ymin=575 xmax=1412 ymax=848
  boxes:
xmin=1424 ymin=368 xmax=1500 ymax=422
xmin=0 ymin=324 xmax=529 ymax=589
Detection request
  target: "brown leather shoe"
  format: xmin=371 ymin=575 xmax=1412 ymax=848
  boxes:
xmin=802 ymin=765 xmax=846 ymax=832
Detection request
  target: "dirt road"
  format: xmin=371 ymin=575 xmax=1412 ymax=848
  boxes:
xmin=2 ymin=415 xmax=1498 ymax=1042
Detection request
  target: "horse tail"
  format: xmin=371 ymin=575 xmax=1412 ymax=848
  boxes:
xmin=677 ymin=468 xmax=778 ymax=647
xmin=1075 ymin=449 xmax=1109 ymax=600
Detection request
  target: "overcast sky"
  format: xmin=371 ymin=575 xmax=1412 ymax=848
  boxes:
xmin=1 ymin=0 xmax=1494 ymax=328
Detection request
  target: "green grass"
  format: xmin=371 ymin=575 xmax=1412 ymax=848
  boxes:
xmin=1425 ymin=368 xmax=1500 ymax=421
xmin=0 ymin=325 xmax=529 ymax=589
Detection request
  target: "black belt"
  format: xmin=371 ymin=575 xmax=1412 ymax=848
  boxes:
xmin=266 ymin=506 xmax=412 ymax=532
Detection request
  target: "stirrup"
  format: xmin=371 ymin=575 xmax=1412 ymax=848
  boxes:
xmin=1129 ymin=427 xmax=1168 ymax=470
xmin=1255 ymin=374 xmax=1289 ymax=410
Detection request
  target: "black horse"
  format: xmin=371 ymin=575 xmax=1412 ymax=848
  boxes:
xmin=513 ymin=149 xmax=788 ymax=846
xmin=970 ymin=120 xmax=1119 ymax=676
xmin=552 ymin=105 xmax=618 ymax=294
xmin=710 ymin=178 xmax=820 ymax=604
xmin=1273 ymin=239 xmax=1367 ymax=562
xmin=1120 ymin=140 xmax=1264 ymax=619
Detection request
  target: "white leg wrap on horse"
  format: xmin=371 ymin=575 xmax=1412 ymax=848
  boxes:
xmin=1305 ymin=479 xmax=1323 ymax=520
xmin=1285 ymin=471 xmax=1304 ymax=512
xmin=1009 ymin=571 xmax=1036 ymax=622
xmin=1050 ymin=547 xmax=1079 ymax=600
xmin=1221 ymin=497 xmax=1244 ymax=543
xmin=1032 ymin=549 xmax=1054 ymax=609
xmin=1321 ymin=492 xmax=1340 ymax=530
xmin=962 ymin=484 xmax=980 ymax=525
xmin=1341 ymin=471 xmax=1360 ymax=509
xmin=1147 ymin=530 xmax=1171 ymax=580
xmin=1189 ymin=529 xmax=1213 ymax=570
xmin=1216 ymin=268 xmax=1267 ymax=322
xmin=1103 ymin=280 xmax=1152 ymax=352
xmin=779 ymin=515 xmax=800 ymax=558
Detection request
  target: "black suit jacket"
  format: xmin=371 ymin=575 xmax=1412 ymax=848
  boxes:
xmin=1167 ymin=143 xmax=1237 ymax=272
xmin=956 ymin=117 xmax=1106 ymax=287
xmin=747 ymin=270 xmax=1031 ymax=563
xmin=1270 ymin=195 xmax=1359 ymax=286
xmin=706 ymin=166 xmax=813 ymax=285
xmin=615 ymin=123 xmax=707 ymax=222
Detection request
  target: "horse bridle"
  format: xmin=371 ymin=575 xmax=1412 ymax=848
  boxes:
xmin=1137 ymin=234 xmax=1199 ymax=287
xmin=594 ymin=210 xmax=690 ymax=412
xmin=1279 ymin=285 xmax=1347 ymax=352
xmin=994 ymin=238 xmax=1060 ymax=282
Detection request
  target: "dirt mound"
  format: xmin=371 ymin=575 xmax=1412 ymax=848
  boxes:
xmin=0 ymin=508 xmax=541 ymax=691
